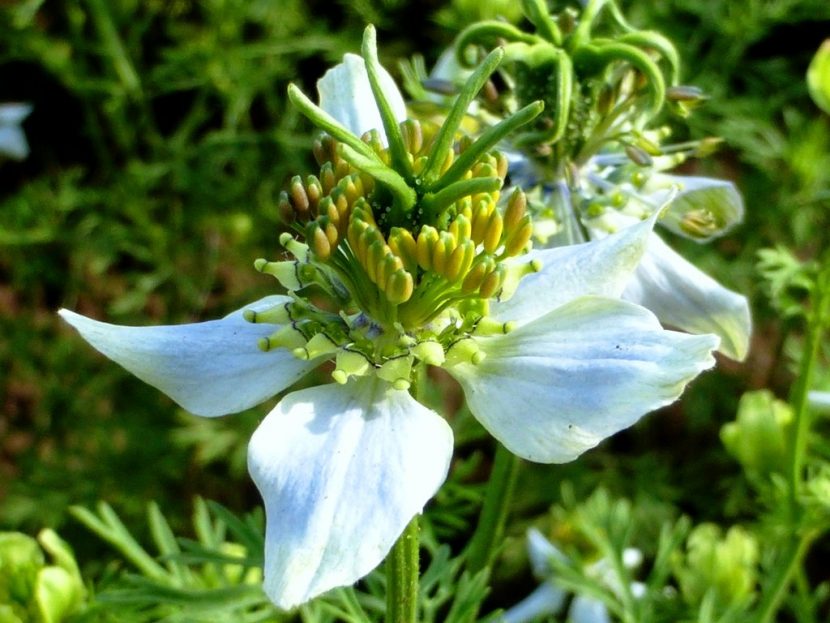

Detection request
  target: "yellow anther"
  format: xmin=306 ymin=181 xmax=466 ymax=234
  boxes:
xmin=320 ymin=162 xmax=336 ymax=194
xmin=440 ymin=147 xmax=455 ymax=174
xmin=332 ymin=349 xmax=372 ymax=384
xmin=400 ymin=119 xmax=423 ymax=155
xmin=309 ymin=223 xmax=332 ymax=260
xmin=365 ymin=239 xmax=386 ymax=284
xmin=416 ymin=225 xmax=439 ymax=270
xmin=503 ymin=188 xmax=527 ymax=232
xmin=432 ymin=232 xmax=456 ymax=277
xmin=305 ymin=175 xmax=322 ymax=210
xmin=388 ymin=227 xmax=418 ymax=275
xmin=495 ymin=152 xmax=509 ymax=180
xmin=478 ymin=263 xmax=505 ymax=298
xmin=334 ymin=157 xmax=351 ymax=180
xmin=472 ymin=162 xmax=497 ymax=179
xmin=445 ymin=240 xmax=475 ymax=282
xmin=254 ymin=258 xmax=303 ymax=290
xmin=482 ymin=209 xmax=504 ymax=254
xmin=377 ymin=356 xmax=413 ymax=391
xmin=259 ymin=324 xmax=306 ymax=352
xmin=461 ymin=256 xmax=495 ymax=294
xmin=376 ymin=254 xmax=403 ymax=291
xmin=289 ymin=175 xmax=309 ymax=214
xmin=445 ymin=337 xmax=486 ymax=368
xmin=385 ymin=269 xmax=414 ymax=304
xmin=412 ymin=155 xmax=429 ymax=176
xmin=412 ymin=340 xmax=445 ymax=366
xmin=449 ymin=214 xmax=472 ymax=242
xmin=503 ymin=215 xmax=533 ymax=257
xmin=277 ymin=191 xmax=295 ymax=224
xmin=471 ymin=199 xmax=494 ymax=243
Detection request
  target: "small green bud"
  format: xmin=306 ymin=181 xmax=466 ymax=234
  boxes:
xmin=720 ymin=390 xmax=792 ymax=477
xmin=673 ymin=524 xmax=758 ymax=610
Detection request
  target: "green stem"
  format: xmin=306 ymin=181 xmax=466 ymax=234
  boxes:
xmin=756 ymin=532 xmax=815 ymax=623
xmin=465 ymin=442 xmax=520 ymax=574
xmin=787 ymin=261 xmax=830 ymax=513
xmin=386 ymin=516 xmax=419 ymax=623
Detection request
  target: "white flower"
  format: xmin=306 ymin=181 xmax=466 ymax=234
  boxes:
xmin=0 ymin=103 xmax=33 ymax=160
xmin=503 ymin=529 xmax=646 ymax=623
xmin=59 ymin=55 xmax=719 ymax=610
xmin=517 ymin=158 xmax=752 ymax=361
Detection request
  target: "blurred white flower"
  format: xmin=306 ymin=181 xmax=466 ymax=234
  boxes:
xmin=0 ymin=103 xmax=33 ymax=160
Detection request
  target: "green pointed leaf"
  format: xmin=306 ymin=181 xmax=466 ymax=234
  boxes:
xmin=808 ymin=39 xmax=830 ymax=115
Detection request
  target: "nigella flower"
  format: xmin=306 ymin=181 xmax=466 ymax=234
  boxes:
xmin=526 ymin=155 xmax=753 ymax=362
xmin=0 ymin=103 xmax=32 ymax=161
xmin=59 ymin=28 xmax=718 ymax=610
xmin=503 ymin=529 xmax=646 ymax=623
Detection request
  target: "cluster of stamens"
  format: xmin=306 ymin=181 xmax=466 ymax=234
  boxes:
xmin=271 ymin=119 xmax=532 ymax=328
xmin=246 ymin=119 xmax=538 ymax=389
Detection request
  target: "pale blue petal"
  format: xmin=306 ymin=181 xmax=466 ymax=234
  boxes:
xmin=448 ymin=297 xmax=718 ymax=463
xmin=624 ymin=234 xmax=751 ymax=360
xmin=492 ymin=214 xmax=657 ymax=326
xmin=58 ymin=296 xmax=316 ymax=417
xmin=317 ymin=53 xmax=407 ymax=143
xmin=248 ymin=377 xmax=453 ymax=609
xmin=569 ymin=595 xmax=611 ymax=623
xmin=502 ymin=583 xmax=567 ymax=623
xmin=643 ymin=173 xmax=744 ymax=242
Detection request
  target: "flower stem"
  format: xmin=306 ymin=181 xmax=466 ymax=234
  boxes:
xmin=386 ymin=515 xmax=419 ymax=623
xmin=787 ymin=260 xmax=830 ymax=512
xmin=465 ymin=442 xmax=520 ymax=574
xmin=756 ymin=531 xmax=815 ymax=623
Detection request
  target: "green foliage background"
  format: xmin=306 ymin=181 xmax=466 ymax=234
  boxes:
xmin=1 ymin=0 xmax=829 ymax=619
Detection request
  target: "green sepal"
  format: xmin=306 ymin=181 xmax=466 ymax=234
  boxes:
xmin=287 ymin=83 xmax=381 ymax=164
xmin=361 ymin=25 xmax=412 ymax=180
xmin=420 ymin=47 xmax=505 ymax=184
xmin=339 ymin=144 xmax=417 ymax=213
xmin=421 ymin=177 xmax=503 ymax=225
xmin=455 ymin=22 xmax=539 ymax=68
xmin=433 ymin=100 xmax=544 ymax=190
xmin=520 ymin=0 xmax=562 ymax=45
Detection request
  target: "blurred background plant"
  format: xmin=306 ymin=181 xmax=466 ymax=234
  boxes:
xmin=2 ymin=0 xmax=829 ymax=620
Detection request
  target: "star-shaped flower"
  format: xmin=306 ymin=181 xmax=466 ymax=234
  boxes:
xmin=59 ymin=44 xmax=718 ymax=610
